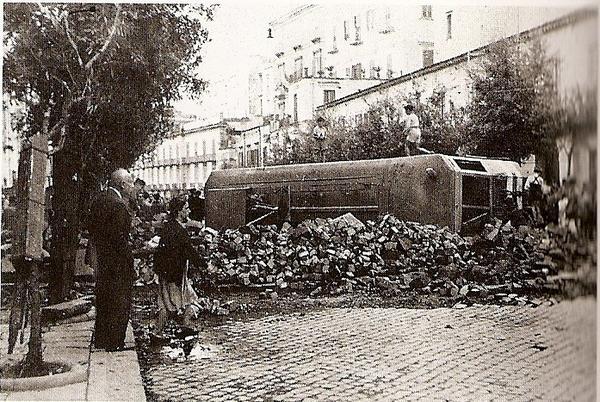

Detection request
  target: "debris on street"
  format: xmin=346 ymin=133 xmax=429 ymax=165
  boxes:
xmin=130 ymin=211 xmax=595 ymax=312
xmin=185 ymin=214 xmax=595 ymax=306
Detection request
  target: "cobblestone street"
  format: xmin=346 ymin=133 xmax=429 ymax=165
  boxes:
xmin=139 ymin=296 xmax=596 ymax=401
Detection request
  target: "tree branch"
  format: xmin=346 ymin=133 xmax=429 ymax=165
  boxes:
xmin=63 ymin=15 xmax=84 ymax=68
xmin=84 ymin=4 xmax=121 ymax=71
xmin=48 ymin=92 xmax=73 ymax=154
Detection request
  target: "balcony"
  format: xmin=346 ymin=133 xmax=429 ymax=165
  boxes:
xmin=351 ymin=31 xmax=362 ymax=46
xmin=379 ymin=25 xmax=395 ymax=34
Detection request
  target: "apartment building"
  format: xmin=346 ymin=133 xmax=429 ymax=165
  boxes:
xmin=131 ymin=117 xmax=265 ymax=192
xmin=435 ymin=5 xmax=575 ymax=61
xmin=317 ymin=9 xmax=597 ymax=186
xmin=249 ymin=4 xmax=438 ymax=123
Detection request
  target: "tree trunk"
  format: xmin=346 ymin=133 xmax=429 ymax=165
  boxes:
xmin=49 ymin=150 xmax=80 ymax=304
xmin=7 ymin=257 xmax=29 ymax=354
xmin=23 ymin=259 xmax=43 ymax=375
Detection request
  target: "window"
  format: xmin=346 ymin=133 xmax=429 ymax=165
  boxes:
xmin=324 ymin=90 xmax=336 ymax=104
xmin=552 ymin=58 xmax=561 ymax=91
xmin=293 ymin=94 xmax=298 ymax=122
xmin=384 ymin=7 xmax=392 ymax=29
xmin=294 ymin=57 xmax=303 ymax=79
xmin=386 ymin=55 xmax=393 ymax=78
xmin=366 ymin=10 xmax=375 ymax=30
xmin=212 ymin=139 xmax=216 ymax=154
xmin=194 ymin=142 xmax=198 ymax=156
xmin=351 ymin=63 xmax=363 ymax=79
xmin=312 ymin=49 xmax=322 ymax=76
xmin=186 ymin=143 xmax=190 ymax=157
xmin=168 ymin=145 xmax=172 ymax=159
xmin=353 ymin=15 xmax=361 ymax=42
xmin=446 ymin=12 xmax=452 ymax=39
xmin=202 ymin=140 xmax=206 ymax=155
xmin=343 ymin=20 xmax=349 ymax=40
xmin=422 ymin=5 xmax=432 ymax=19
xmin=278 ymin=63 xmax=286 ymax=80
xmin=331 ymin=27 xmax=338 ymax=52
xmin=423 ymin=49 xmax=434 ymax=67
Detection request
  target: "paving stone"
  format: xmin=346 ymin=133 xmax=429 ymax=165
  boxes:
xmin=139 ymin=298 xmax=595 ymax=401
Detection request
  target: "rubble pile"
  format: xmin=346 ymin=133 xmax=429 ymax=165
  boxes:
xmin=186 ymin=213 xmax=593 ymax=305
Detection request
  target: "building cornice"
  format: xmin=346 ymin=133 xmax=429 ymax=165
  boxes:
xmin=269 ymin=5 xmax=318 ymax=27
xmin=317 ymin=7 xmax=597 ymax=111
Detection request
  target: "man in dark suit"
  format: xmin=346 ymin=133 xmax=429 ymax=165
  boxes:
xmin=88 ymin=168 xmax=136 ymax=351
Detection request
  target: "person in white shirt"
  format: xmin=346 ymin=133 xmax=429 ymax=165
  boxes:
xmin=312 ymin=117 xmax=327 ymax=162
xmin=403 ymin=104 xmax=421 ymax=156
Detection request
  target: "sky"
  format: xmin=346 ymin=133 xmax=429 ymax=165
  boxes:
xmin=174 ymin=1 xmax=302 ymax=117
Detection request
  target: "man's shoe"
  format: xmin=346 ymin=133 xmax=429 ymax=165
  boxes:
xmin=105 ymin=344 xmax=135 ymax=352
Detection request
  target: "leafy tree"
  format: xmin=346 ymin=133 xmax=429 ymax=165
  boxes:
xmin=465 ymin=37 xmax=561 ymax=162
xmin=415 ymin=88 xmax=468 ymax=155
xmin=4 ymin=3 xmax=216 ymax=303
xmin=269 ymin=90 xmax=467 ymax=165
xmin=553 ymin=89 xmax=597 ymax=179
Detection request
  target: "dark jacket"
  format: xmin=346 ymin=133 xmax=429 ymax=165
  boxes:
xmin=88 ymin=188 xmax=134 ymax=278
xmin=154 ymin=219 xmax=204 ymax=284
xmin=87 ymin=187 xmax=134 ymax=350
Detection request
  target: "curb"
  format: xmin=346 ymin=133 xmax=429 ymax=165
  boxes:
xmin=0 ymin=361 xmax=87 ymax=392
xmin=53 ymin=307 xmax=96 ymax=326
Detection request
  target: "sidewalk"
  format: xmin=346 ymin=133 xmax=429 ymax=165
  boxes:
xmin=0 ymin=318 xmax=146 ymax=401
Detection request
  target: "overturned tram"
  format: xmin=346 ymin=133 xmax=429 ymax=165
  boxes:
xmin=204 ymin=154 xmax=529 ymax=233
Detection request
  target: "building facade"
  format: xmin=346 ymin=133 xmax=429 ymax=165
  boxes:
xmin=131 ymin=122 xmax=224 ymax=193
xmin=434 ymin=5 xmax=575 ymax=62
xmin=317 ymin=9 xmax=597 ymax=186
xmin=249 ymin=4 xmax=439 ymax=123
xmin=131 ymin=117 xmax=267 ymax=192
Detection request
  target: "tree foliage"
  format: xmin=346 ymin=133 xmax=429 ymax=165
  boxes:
xmin=3 ymin=3 xmax=216 ymax=303
xmin=465 ymin=38 xmax=561 ymax=162
xmin=269 ymin=90 xmax=467 ymax=165
xmin=4 ymin=3 xmax=216 ymax=178
xmin=553 ymin=89 xmax=597 ymax=177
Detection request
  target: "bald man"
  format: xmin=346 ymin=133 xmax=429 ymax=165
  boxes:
xmin=88 ymin=169 xmax=136 ymax=351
